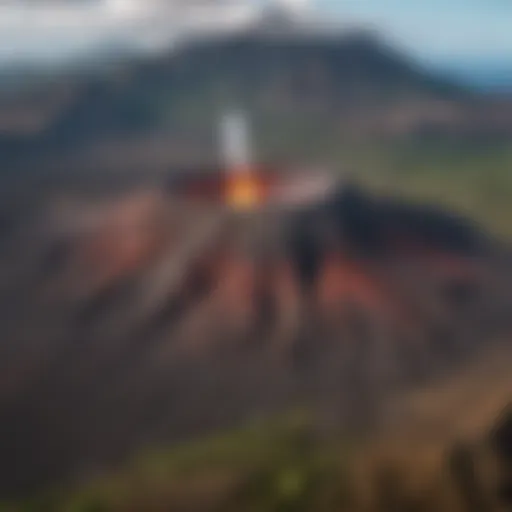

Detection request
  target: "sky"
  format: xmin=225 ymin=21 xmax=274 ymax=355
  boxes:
xmin=0 ymin=0 xmax=510 ymax=65
xmin=319 ymin=0 xmax=512 ymax=63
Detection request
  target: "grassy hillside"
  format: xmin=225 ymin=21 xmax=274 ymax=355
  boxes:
xmin=332 ymin=142 xmax=512 ymax=240
xmin=0 ymin=28 xmax=467 ymax=159
xmin=4 ymin=344 xmax=512 ymax=512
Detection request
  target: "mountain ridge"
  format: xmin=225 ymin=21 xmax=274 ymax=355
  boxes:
xmin=0 ymin=26 xmax=469 ymax=163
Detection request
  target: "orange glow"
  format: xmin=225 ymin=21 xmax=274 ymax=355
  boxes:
xmin=225 ymin=168 xmax=265 ymax=210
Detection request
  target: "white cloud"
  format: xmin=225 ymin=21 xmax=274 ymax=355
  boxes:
xmin=0 ymin=0 xmax=262 ymax=62
xmin=3 ymin=0 xmax=509 ymax=63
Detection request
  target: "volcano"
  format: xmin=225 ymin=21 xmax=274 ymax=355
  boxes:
xmin=1 ymin=171 xmax=508 ymax=498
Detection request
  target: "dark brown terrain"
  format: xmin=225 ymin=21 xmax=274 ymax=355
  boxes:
xmin=0 ymin=174 xmax=510 ymax=498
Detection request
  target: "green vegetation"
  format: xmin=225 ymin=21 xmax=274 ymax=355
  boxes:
xmin=0 ymin=416 xmax=502 ymax=512
xmin=1 ymin=415 xmax=352 ymax=512
xmin=4 ymin=347 xmax=511 ymax=511
xmin=337 ymin=141 xmax=512 ymax=240
xmin=256 ymin=134 xmax=512 ymax=239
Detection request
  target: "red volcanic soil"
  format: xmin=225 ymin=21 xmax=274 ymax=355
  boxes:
xmin=0 ymin=180 xmax=510 ymax=497
xmin=316 ymin=253 xmax=398 ymax=316
xmin=30 ymin=180 xmax=492 ymax=355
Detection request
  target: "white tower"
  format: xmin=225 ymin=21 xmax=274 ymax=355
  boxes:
xmin=219 ymin=109 xmax=253 ymax=172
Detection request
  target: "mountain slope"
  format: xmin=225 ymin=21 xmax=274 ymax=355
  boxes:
xmin=0 ymin=182 xmax=509 ymax=497
xmin=0 ymin=26 xmax=466 ymax=161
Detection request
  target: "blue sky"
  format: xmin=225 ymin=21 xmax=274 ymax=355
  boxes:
xmin=317 ymin=0 xmax=512 ymax=61
xmin=0 ymin=0 xmax=510 ymax=64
